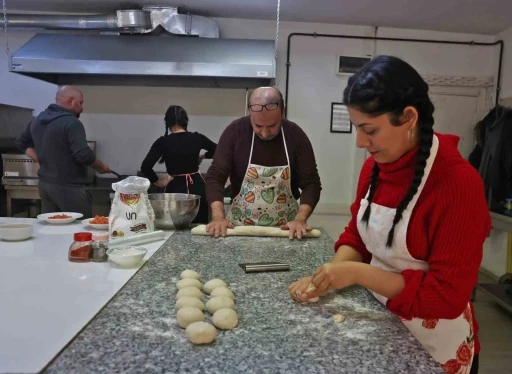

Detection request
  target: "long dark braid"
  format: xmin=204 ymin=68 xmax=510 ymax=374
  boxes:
xmin=344 ymin=55 xmax=435 ymax=247
xmin=362 ymin=162 xmax=380 ymax=226
xmin=386 ymin=122 xmax=433 ymax=246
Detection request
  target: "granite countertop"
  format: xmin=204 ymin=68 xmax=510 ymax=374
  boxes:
xmin=45 ymin=230 xmax=442 ymax=374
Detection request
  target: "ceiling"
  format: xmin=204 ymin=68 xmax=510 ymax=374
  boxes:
xmin=6 ymin=0 xmax=512 ymax=35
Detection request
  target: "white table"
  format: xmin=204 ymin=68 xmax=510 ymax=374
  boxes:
xmin=0 ymin=218 xmax=173 ymax=373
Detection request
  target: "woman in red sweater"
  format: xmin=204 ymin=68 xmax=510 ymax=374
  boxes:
xmin=289 ymin=56 xmax=490 ymax=374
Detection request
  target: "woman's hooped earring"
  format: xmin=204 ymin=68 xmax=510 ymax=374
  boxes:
xmin=408 ymin=128 xmax=414 ymax=143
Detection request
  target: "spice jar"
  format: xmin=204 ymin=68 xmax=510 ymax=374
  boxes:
xmin=91 ymin=232 xmax=109 ymax=262
xmin=69 ymin=232 xmax=92 ymax=262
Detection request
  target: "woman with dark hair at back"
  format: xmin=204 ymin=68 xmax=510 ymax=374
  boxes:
xmin=141 ymin=105 xmax=217 ymax=224
xmin=288 ymin=56 xmax=490 ymax=373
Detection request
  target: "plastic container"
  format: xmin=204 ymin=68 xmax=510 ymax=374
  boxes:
xmin=69 ymin=232 xmax=92 ymax=262
xmin=91 ymin=232 xmax=109 ymax=262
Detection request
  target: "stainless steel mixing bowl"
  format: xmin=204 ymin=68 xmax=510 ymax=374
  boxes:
xmin=149 ymin=193 xmax=200 ymax=229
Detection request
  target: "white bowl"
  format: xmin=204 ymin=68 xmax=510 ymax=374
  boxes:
xmin=0 ymin=223 xmax=33 ymax=241
xmin=37 ymin=212 xmax=83 ymax=225
xmin=82 ymin=218 xmax=109 ymax=230
xmin=106 ymin=246 xmax=147 ymax=268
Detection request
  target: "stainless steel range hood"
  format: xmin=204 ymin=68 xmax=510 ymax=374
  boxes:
xmin=10 ymin=33 xmax=276 ymax=88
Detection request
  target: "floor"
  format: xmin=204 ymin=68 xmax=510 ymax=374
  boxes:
xmin=309 ymin=214 xmax=512 ymax=374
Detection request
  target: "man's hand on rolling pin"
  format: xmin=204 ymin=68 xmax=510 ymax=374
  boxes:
xmin=299 ymin=262 xmax=358 ymax=301
xmin=281 ymin=219 xmax=312 ymax=240
xmin=288 ymin=277 xmax=312 ymax=302
xmin=205 ymin=218 xmax=234 ymax=238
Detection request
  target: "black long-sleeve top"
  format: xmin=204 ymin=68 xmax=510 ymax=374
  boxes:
xmin=141 ymin=132 xmax=217 ymax=183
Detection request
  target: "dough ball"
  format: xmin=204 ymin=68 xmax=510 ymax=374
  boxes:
xmin=210 ymin=287 xmax=235 ymax=300
xmin=333 ymin=314 xmax=345 ymax=323
xmin=177 ymin=307 xmax=204 ymax=328
xmin=206 ymin=296 xmax=235 ymax=314
xmin=176 ymin=287 xmax=203 ymax=300
xmin=186 ymin=322 xmax=216 ymax=345
xmin=177 ymin=278 xmax=202 ymax=290
xmin=306 ymin=282 xmax=316 ymax=292
xmin=203 ymin=279 xmax=228 ymax=294
xmin=176 ymin=296 xmax=204 ymax=311
xmin=212 ymin=308 xmax=238 ymax=330
xmin=305 ymin=282 xmax=318 ymax=302
xmin=180 ymin=269 xmax=200 ymax=280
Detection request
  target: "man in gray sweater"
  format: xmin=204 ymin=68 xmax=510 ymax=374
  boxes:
xmin=16 ymin=86 xmax=111 ymax=217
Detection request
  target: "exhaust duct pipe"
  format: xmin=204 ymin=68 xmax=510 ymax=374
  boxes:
xmin=6 ymin=7 xmax=220 ymax=38
xmin=7 ymin=10 xmax=151 ymax=31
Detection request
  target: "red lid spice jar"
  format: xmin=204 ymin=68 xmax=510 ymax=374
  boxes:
xmin=69 ymin=232 xmax=93 ymax=262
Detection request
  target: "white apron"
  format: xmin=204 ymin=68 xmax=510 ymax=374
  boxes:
xmin=227 ymin=130 xmax=299 ymax=227
xmin=356 ymin=135 xmax=475 ymax=374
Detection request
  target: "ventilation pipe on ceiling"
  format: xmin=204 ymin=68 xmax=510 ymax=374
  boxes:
xmin=6 ymin=6 xmax=220 ymax=38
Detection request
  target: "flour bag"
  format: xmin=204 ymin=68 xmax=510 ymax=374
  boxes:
xmin=109 ymin=176 xmax=155 ymax=240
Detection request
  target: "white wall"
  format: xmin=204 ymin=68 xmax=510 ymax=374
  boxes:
xmin=215 ymin=18 xmax=497 ymax=211
xmin=79 ymin=20 xmax=498 ymax=213
xmin=1 ymin=23 xmax=498 ymax=210
xmin=0 ymin=31 xmax=56 ymax=114
xmin=0 ymin=19 xmax=506 ymax=276
xmin=498 ymin=25 xmax=512 ymax=99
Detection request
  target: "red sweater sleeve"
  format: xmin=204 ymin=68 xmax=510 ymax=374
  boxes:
xmin=334 ymin=157 xmax=373 ymax=263
xmin=386 ymin=169 xmax=491 ymax=320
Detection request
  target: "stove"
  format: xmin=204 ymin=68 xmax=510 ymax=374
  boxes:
xmin=1 ymin=141 xmax=97 ymax=187
xmin=1 ymin=154 xmax=39 ymax=186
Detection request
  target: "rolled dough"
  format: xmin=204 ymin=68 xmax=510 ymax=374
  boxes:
xmin=206 ymin=296 xmax=235 ymax=314
xmin=175 ymin=296 xmax=204 ymax=311
xmin=180 ymin=269 xmax=200 ymax=280
xmin=212 ymin=308 xmax=238 ymax=330
xmin=177 ymin=307 xmax=205 ymax=328
xmin=191 ymin=225 xmax=321 ymax=238
xmin=186 ymin=322 xmax=216 ymax=345
xmin=176 ymin=287 xmax=203 ymax=300
xmin=333 ymin=314 xmax=345 ymax=323
xmin=210 ymin=287 xmax=235 ymax=300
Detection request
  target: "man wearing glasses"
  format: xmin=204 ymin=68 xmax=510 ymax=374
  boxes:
xmin=205 ymin=87 xmax=321 ymax=239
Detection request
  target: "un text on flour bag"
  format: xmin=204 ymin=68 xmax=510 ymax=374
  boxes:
xmin=109 ymin=176 xmax=155 ymax=240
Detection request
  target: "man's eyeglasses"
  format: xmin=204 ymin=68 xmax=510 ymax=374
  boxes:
xmin=248 ymin=103 xmax=280 ymax=112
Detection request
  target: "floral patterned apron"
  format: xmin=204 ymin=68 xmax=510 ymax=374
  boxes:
xmin=356 ymin=135 xmax=475 ymax=374
xmin=227 ymin=130 xmax=299 ymax=227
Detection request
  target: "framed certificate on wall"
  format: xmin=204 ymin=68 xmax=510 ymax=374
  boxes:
xmin=330 ymin=103 xmax=352 ymax=133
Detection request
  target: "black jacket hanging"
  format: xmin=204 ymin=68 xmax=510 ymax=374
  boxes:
xmin=478 ymin=105 xmax=512 ymax=205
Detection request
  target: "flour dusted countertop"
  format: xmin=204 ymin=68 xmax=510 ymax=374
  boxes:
xmin=46 ymin=230 xmax=442 ymax=373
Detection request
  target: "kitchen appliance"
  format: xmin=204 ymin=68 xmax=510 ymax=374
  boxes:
xmin=2 ymin=141 xmax=97 ymax=216
xmin=1 ymin=154 xmax=39 ymax=186
xmin=10 ymin=34 xmax=275 ymax=88
xmin=2 ymin=141 xmax=97 ymax=186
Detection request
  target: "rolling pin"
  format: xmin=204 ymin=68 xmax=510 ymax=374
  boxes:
xmin=191 ymin=225 xmax=321 ymax=238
